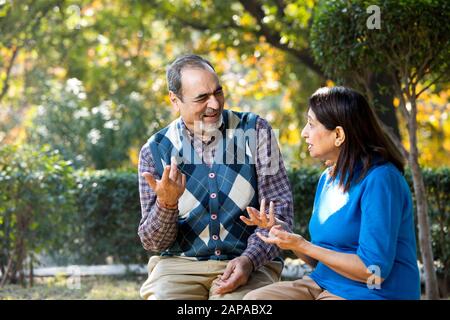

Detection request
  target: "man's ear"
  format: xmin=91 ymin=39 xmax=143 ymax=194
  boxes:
xmin=335 ymin=126 xmax=346 ymax=147
xmin=169 ymin=91 xmax=180 ymax=113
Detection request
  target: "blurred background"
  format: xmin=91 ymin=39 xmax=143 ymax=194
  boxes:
xmin=0 ymin=0 xmax=448 ymax=299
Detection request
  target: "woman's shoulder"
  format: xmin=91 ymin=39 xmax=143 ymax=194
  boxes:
xmin=364 ymin=161 xmax=408 ymax=189
xmin=367 ymin=161 xmax=402 ymax=177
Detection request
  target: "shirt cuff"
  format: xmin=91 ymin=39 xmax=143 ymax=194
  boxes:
xmin=153 ymin=201 xmax=179 ymax=224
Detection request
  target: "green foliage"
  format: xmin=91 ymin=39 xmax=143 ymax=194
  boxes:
xmin=59 ymin=166 xmax=449 ymax=279
xmin=288 ymin=166 xmax=322 ymax=238
xmin=0 ymin=144 xmax=76 ymax=283
xmin=310 ymin=0 xmax=450 ymax=86
xmin=65 ymin=170 xmax=149 ymax=265
xmin=406 ymin=167 xmax=450 ymax=279
xmin=28 ymin=78 xmax=167 ymax=169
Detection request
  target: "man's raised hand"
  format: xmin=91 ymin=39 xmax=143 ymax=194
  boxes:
xmin=142 ymin=157 xmax=186 ymax=208
xmin=240 ymin=198 xmax=288 ymax=230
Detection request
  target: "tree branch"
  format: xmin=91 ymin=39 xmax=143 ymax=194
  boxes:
xmin=381 ymin=122 xmax=409 ymax=160
xmin=0 ymin=46 xmax=20 ymax=103
xmin=238 ymin=0 xmax=324 ymax=77
xmin=415 ymin=72 xmax=446 ymax=98
xmin=391 ymin=71 xmax=410 ymax=121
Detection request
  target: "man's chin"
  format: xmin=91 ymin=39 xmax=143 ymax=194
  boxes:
xmin=194 ymin=115 xmax=223 ymax=138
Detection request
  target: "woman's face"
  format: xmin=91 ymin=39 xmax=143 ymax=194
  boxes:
xmin=301 ymin=108 xmax=341 ymax=164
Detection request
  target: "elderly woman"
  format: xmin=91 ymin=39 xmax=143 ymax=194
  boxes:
xmin=241 ymin=87 xmax=420 ymax=300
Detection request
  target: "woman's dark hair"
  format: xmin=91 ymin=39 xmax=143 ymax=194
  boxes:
xmin=309 ymin=86 xmax=405 ymax=192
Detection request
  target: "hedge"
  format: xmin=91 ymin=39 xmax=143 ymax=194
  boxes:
xmin=58 ymin=167 xmax=448 ymax=283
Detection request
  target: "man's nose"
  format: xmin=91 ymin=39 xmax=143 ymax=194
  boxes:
xmin=207 ymin=95 xmax=220 ymax=110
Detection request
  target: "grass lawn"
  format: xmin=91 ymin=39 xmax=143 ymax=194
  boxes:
xmin=0 ymin=275 xmax=145 ymax=300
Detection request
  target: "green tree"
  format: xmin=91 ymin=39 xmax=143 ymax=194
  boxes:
xmin=1 ymin=0 xmax=173 ymax=169
xmin=310 ymin=0 xmax=450 ymax=299
xmin=0 ymin=144 xmax=76 ymax=287
xmin=153 ymin=0 xmax=401 ymax=138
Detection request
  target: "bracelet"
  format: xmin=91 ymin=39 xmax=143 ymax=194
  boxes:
xmin=157 ymin=199 xmax=178 ymax=209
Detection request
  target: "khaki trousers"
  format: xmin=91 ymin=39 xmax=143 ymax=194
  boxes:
xmin=243 ymin=276 xmax=345 ymax=300
xmin=140 ymin=256 xmax=282 ymax=300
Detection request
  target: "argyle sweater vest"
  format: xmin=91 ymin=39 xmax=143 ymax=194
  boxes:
xmin=148 ymin=110 xmax=259 ymax=260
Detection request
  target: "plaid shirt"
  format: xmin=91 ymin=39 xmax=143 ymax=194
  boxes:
xmin=138 ymin=116 xmax=294 ymax=270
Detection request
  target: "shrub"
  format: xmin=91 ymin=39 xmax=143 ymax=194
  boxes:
xmin=69 ymin=170 xmax=149 ymax=265
xmin=0 ymin=144 xmax=75 ymax=285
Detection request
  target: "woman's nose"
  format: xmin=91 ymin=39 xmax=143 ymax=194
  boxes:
xmin=301 ymin=126 xmax=308 ymax=138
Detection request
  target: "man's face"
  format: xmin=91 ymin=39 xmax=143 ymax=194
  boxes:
xmin=170 ymin=67 xmax=225 ymax=136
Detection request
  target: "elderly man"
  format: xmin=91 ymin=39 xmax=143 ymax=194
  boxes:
xmin=138 ymin=54 xmax=293 ymax=300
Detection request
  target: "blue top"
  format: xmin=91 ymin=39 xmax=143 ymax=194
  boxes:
xmin=308 ymin=160 xmax=421 ymax=300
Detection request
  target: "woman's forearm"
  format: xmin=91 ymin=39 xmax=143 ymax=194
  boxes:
xmin=301 ymin=242 xmax=382 ymax=284
xmin=292 ymin=249 xmax=318 ymax=268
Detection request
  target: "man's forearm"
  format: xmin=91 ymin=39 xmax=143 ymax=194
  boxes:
xmin=243 ymin=228 xmax=281 ymax=270
xmin=138 ymin=201 xmax=179 ymax=251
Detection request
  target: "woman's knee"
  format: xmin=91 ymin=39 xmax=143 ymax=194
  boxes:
xmin=243 ymin=287 xmax=270 ymax=300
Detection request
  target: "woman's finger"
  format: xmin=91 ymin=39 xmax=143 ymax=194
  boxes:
xmin=257 ymin=232 xmax=278 ymax=244
xmin=270 ymin=225 xmax=289 ymax=239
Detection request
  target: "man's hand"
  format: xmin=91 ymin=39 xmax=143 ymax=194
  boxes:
xmin=240 ymin=198 xmax=288 ymax=230
xmin=211 ymin=256 xmax=253 ymax=296
xmin=142 ymin=157 xmax=186 ymax=208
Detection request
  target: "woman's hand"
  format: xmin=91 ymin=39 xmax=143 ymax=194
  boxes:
xmin=240 ymin=198 xmax=277 ymax=229
xmin=257 ymin=225 xmax=308 ymax=252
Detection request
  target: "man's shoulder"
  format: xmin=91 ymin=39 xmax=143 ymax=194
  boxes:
xmin=226 ymin=110 xmax=273 ymax=130
xmin=145 ymin=118 xmax=180 ymax=145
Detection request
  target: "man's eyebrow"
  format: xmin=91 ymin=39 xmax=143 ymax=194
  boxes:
xmin=193 ymin=86 xmax=223 ymax=100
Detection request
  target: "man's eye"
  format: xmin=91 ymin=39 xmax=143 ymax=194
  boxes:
xmin=215 ymin=89 xmax=223 ymax=96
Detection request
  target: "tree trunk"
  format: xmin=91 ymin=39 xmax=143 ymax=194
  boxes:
xmin=29 ymin=254 xmax=34 ymax=288
xmin=369 ymin=72 xmax=401 ymax=139
xmin=408 ymin=97 xmax=440 ymax=300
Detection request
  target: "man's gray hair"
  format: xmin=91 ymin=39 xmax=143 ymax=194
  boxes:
xmin=166 ymin=54 xmax=215 ymax=100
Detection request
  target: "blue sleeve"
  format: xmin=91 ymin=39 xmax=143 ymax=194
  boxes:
xmin=356 ymin=166 xmax=404 ymax=279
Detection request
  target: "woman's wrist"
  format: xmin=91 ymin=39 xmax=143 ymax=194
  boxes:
xmin=296 ymin=237 xmax=311 ymax=254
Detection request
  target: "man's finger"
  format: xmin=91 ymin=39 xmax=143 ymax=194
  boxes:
xmin=215 ymin=272 xmax=240 ymax=294
xmin=260 ymin=198 xmax=266 ymax=217
xmin=214 ymin=278 xmax=238 ymax=295
xmin=240 ymin=215 xmax=254 ymax=226
xmin=169 ymin=158 xmax=178 ymax=181
xmin=142 ymin=172 xmax=157 ymax=190
xmin=176 ymin=171 xmax=182 ymax=185
xmin=247 ymin=207 xmax=261 ymax=224
xmin=268 ymin=201 xmax=275 ymax=227
xmin=181 ymin=173 xmax=186 ymax=188
xmin=260 ymin=198 xmax=268 ymax=226
xmin=161 ymin=165 xmax=170 ymax=182
xmin=221 ymin=263 xmax=234 ymax=281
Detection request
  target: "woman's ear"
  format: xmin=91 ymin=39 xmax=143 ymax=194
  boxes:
xmin=334 ymin=126 xmax=346 ymax=147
